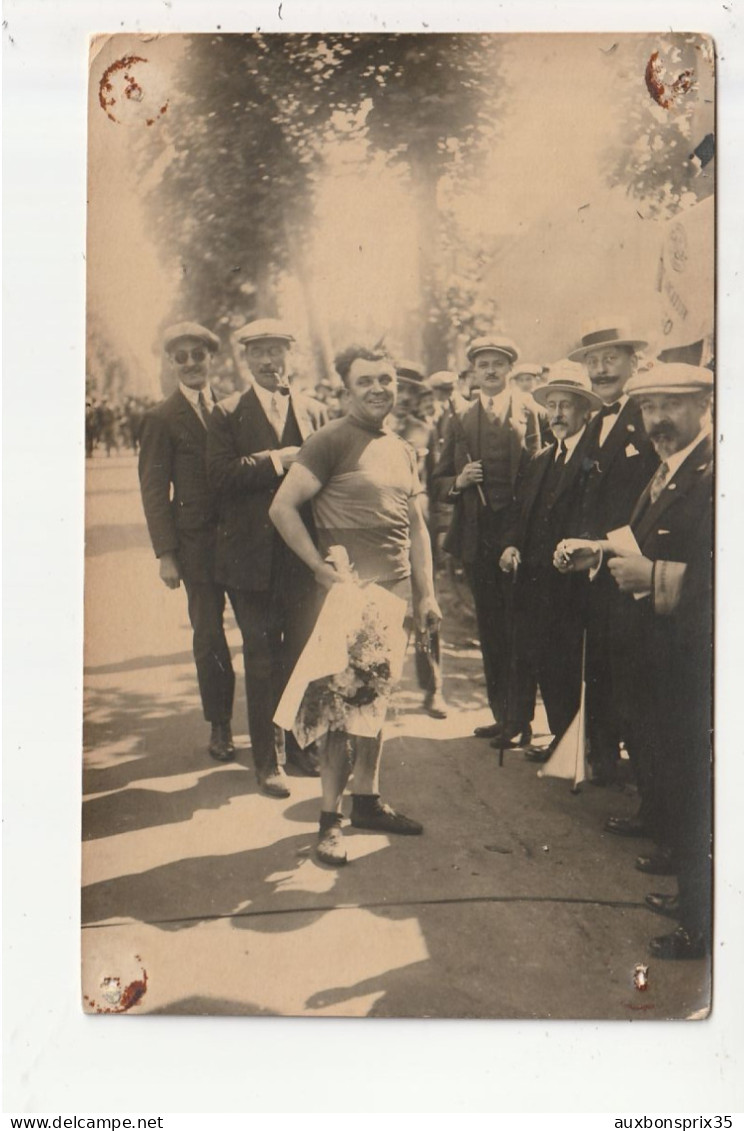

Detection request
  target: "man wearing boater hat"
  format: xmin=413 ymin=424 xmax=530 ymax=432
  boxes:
xmin=433 ymin=334 xmax=543 ymax=745
xmin=567 ymin=322 xmax=658 ymax=794
xmin=499 ymin=361 xmax=602 ymax=761
xmin=139 ymin=322 xmax=236 ymax=762
xmin=206 ymin=318 xmax=327 ymax=797
xmin=556 ymin=363 xmax=713 ymax=960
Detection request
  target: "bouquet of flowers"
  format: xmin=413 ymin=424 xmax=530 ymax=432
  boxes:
xmin=274 ymin=547 xmax=408 ymax=748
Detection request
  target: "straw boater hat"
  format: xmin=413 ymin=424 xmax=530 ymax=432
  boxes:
xmin=568 ymin=321 xmax=648 ymax=363
xmin=466 ymin=334 xmax=520 ymax=365
xmin=163 ymin=322 xmax=220 ymax=353
xmin=532 ymin=359 xmax=604 ymax=411
xmin=235 ymin=318 xmax=295 ymax=346
xmin=625 ymin=362 xmax=714 ymax=397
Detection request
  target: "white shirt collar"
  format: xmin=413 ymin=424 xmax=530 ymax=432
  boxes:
xmin=179 ymin=381 xmax=214 ymax=407
xmin=557 ymin=424 xmax=586 ymax=462
xmin=479 ymin=388 xmax=511 ymax=422
xmin=663 ymin=426 xmax=711 ymax=481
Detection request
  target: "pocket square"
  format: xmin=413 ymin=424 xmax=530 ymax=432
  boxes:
xmin=625 ymin=443 xmax=640 ymax=457
xmin=658 ymin=529 xmax=671 ymax=535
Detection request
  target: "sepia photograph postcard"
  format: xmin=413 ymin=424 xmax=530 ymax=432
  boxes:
xmin=81 ymin=29 xmax=716 ymax=1022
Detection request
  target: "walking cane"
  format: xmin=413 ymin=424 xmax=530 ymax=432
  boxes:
xmin=448 ymin=397 xmax=487 ymax=508
xmin=497 ymin=561 xmax=520 ymax=767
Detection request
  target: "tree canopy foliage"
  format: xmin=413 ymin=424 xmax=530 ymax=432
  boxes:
xmin=142 ymin=33 xmax=507 ymax=377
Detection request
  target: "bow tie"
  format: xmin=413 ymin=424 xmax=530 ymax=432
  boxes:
xmin=598 ymin=401 xmax=621 ymax=418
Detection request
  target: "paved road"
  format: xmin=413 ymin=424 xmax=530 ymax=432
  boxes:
xmin=82 ymin=453 xmax=709 ymax=1019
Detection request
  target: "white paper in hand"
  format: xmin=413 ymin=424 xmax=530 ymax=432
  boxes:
xmin=606 ymin=525 xmax=651 ymax=600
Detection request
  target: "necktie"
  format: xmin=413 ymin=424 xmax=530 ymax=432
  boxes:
xmin=484 ymin=396 xmax=497 ymax=423
xmin=268 ymin=392 xmax=283 ymax=438
xmin=196 ymin=390 xmax=211 ymax=428
xmin=649 ymin=461 xmax=670 ymax=505
xmin=554 ymin=439 xmax=567 ymax=469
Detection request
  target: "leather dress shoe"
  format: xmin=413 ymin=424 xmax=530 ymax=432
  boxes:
xmin=489 ymin=723 xmax=533 ymax=750
xmin=524 ymin=739 xmax=556 ymax=763
xmin=286 ymin=747 xmax=320 ymax=777
xmin=604 ymin=815 xmax=650 ymax=838
xmin=635 ymin=847 xmax=676 ymax=875
xmin=473 ymin=722 xmax=503 ymax=738
xmin=645 ymin=892 xmax=680 ymax=919
xmin=423 ymin=690 xmax=449 ymax=719
xmin=648 ymin=926 xmax=708 ymax=960
xmin=208 ymin=722 xmax=236 ymax=763
xmin=350 ymin=796 xmax=423 ymax=835
xmin=258 ymin=769 xmax=291 ymax=799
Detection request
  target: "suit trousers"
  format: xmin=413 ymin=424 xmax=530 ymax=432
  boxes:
xmin=465 ymin=550 xmax=534 ymax=725
xmin=229 ymin=560 xmax=318 ymax=777
xmin=516 ymin=571 xmax=583 ymax=743
xmin=182 ymin=577 xmax=236 ymax=724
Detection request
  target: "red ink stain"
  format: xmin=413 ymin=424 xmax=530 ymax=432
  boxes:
xmin=625 ymin=1002 xmax=656 ymax=1012
xmin=84 ymin=962 xmax=148 ymax=1013
xmin=645 ymin=50 xmax=695 ymax=109
xmin=98 ymin=57 xmax=168 ymax=126
xmin=99 ymin=55 xmax=147 ymax=122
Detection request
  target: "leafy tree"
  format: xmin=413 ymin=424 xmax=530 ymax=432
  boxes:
xmin=142 ymin=34 xmax=507 ymax=378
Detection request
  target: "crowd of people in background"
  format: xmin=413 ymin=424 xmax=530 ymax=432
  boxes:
xmin=130 ymin=314 xmax=713 ymax=964
xmin=85 ymin=394 xmax=159 ymax=458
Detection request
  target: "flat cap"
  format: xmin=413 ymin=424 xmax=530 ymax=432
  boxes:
xmin=466 ymin=335 xmax=519 ymax=364
xmin=235 ymin=318 xmax=295 ymax=346
xmin=533 ymin=360 xmax=603 ymax=410
xmin=396 ymin=359 xmax=426 ymax=381
xmin=625 ymin=362 xmax=714 ymax=397
xmin=426 ymin=370 xmax=457 ymax=390
xmin=163 ymin=322 xmax=220 ymax=353
xmin=511 ymin=362 xmax=543 ymax=378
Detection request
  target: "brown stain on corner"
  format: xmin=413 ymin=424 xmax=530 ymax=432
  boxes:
xmin=645 ymin=50 xmax=694 ymax=109
xmin=84 ymin=959 xmax=148 ymax=1014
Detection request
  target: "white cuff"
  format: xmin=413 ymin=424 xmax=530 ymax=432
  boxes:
xmin=588 ymin=543 xmax=603 ymax=581
xmin=270 ymin=451 xmax=285 ymax=477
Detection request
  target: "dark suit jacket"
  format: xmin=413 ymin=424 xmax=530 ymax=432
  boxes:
xmin=577 ymin=398 xmax=659 ymax=539
xmin=207 ymin=385 xmax=327 ymax=591
xmin=138 ymin=387 xmax=221 ymax=583
xmin=613 ymin=435 xmax=713 ymax=734
xmin=432 ymin=396 xmax=543 ymax=564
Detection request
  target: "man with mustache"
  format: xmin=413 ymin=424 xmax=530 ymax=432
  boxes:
xmin=207 ymin=319 xmax=327 ymax=797
xmin=269 ymin=344 xmax=441 ymax=866
xmin=432 ymin=334 xmax=544 ymax=747
xmin=555 ymin=363 xmax=713 ymax=960
xmin=567 ymin=324 xmax=658 ymax=799
xmin=498 ymin=362 xmax=602 ymax=761
xmin=138 ymin=322 xmax=236 ymax=762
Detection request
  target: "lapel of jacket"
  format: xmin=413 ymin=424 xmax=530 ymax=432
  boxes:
xmin=524 ymin=446 xmax=554 ymax=523
xmin=461 ymin=400 xmax=481 ymax=462
xmin=241 ymin=384 xmax=278 ymax=449
xmin=289 ymin=392 xmax=312 ymax=442
xmin=507 ymin=395 xmax=527 ymax=486
xmin=597 ymin=399 xmax=637 ymax=472
xmin=632 ymin=435 xmax=713 ymax=543
xmin=553 ymin=427 xmax=590 ymax=504
xmin=174 ymin=387 xmax=208 ymax=443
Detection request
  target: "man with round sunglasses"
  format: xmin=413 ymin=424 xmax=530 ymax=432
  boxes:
xmin=138 ymin=322 xmax=237 ymax=763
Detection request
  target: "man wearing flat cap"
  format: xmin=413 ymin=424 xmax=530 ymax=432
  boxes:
xmin=138 ymin=322 xmax=236 ymax=762
xmin=567 ymin=322 xmax=659 ymax=790
xmin=433 ymin=334 xmax=543 ymax=745
xmin=557 ymin=363 xmax=713 ymax=960
xmin=499 ymin=362 xmax=602 ymax=761
xmin=207 ymin=318 xmax=327 ymax=797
